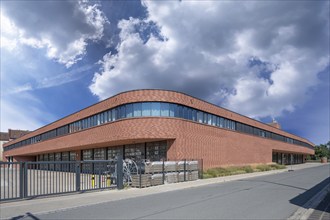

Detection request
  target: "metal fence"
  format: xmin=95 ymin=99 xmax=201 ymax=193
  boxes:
xmin=0 ymin=160 xmax=121 ymax=201
xmin=0 ymin=159 xmax=202 ymax=201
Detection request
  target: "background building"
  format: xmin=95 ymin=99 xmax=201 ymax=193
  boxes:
xmin=3 ymin=90 xmax=314 ymax=169
xmin=0 ymin=129 xmax=29 ymax=161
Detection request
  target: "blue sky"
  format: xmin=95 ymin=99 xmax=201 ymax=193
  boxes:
xmin=1 ymin=0 xmax=329 ymax=145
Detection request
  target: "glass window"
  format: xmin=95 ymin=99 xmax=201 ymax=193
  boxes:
xmin=212 ymin=115 xmax=216 ymax=126
xmin=208 ymin=114 xmax=212 ymax=125
xmin=69 ymin=152 xmax=76 ymax=161
xmin=203 ymin=113 xmax=208 ymax=124
xmin=108 ymin=110 xmax=112 ymax=121
xmin=187 ymin=108 xmax=192 ymax=120
xmin=126 ymin=104 xmax=133 ymax=118
xmin=90 ymin=117 xmax=94 ymax=127
xmin=100 ymin=113 xmax=104 ymax=124
xmin=160 ymin=103 xmax=170 ymax=117
xmin=146 ymin=141 xmax=167 ymax=161
xmin=169 ymin=104 xmax=175 ymax=117
xmin=120 ymin=106 xmax=126 ymax=119
xmin=112 ymin=108 xmax=117 ymax=121
xmin=220 ymin=118 xmax=224 ymax=128
xmin=108 ymin=147 xmax=121 ymax=160
xmin=82 ymin=149 xmax=93 ymax=161
xmin=97 ymin=114 xmax=100 ymax=125
xmin=133 ymin=103 xmax=142 ymax=117
xmin=183 ymin=107 xmax=189 ymax=119
xmin=197 ymin=111 xmax=203 ymax=123
xmin=151 ymin=102 xmax=161 ymax=116
xmin=62 ymin=152 xmax=69 ymax=161
xmin=142 ymin=102 xmax=151 ymax=116
xmin=104 ymin=111 xmax=108 ymax=122
xmin=178 ymin=105 xmax=183 ymax=118
xmin=124 ymin=143 xmax=145 ymax=161
xmin=94 ymin=148 xmax=106 ymax=160
xmin=192 ymin=109 xmax=197 ymax=121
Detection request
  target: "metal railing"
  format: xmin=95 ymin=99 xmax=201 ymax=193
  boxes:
xmin=0 ymin=160 xmax=121 ymax=201
xmin=0 ymin=158 xmax=203 ymax=201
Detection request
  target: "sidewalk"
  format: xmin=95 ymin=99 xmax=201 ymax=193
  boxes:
xmin=0 ymin=163 xmax=326 ymax=219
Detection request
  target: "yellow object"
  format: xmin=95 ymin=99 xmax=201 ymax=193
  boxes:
xmin=92 ymin=175 xmax=95 ymax=187
xmin=107 ymin=174 xmax=111 ymax=187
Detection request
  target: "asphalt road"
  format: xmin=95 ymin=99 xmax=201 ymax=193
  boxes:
xmin=29 ymin=165 xmax=329 ymax=219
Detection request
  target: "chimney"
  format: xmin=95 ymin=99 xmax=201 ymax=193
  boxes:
xmin=268 ymin=118 xmax=281 ymax=129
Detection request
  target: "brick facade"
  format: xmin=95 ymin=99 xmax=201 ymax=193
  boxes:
xmin=3 ymin=90 xmax=314 ymax=169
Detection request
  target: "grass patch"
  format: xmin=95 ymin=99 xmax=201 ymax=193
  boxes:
xmin=203 ymin=164 xmax=286 ymax=179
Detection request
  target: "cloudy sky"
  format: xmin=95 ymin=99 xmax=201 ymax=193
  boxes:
xmin=1 ymin=0 xmax=329 ymax=145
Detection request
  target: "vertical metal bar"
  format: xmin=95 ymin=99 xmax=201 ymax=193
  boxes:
xmin=11 ymin=163 xmax=14 ymax=198
xmin=43 ymin=166 xmax=45 ymax=195
xmin=184 ymin=159 xmax=186 ymax=182
xmin=29 ymin=164 xmax=32 ymax=197
xmin=7 ymin=162 xmax=9 ymax=199
xmin=45 ymin=164 xmax=47 ymax=195
xmin=14 ymin=163 xmax=16 ymax=198
xmin=19 ymin=163 xmax=23 ymax=198
xmin=75 ymin=162 xmax=80 ymax=192
xmin=98 ymin=163 xmax=101 ymax=189
xmin=117 ymin=148 xmax=124 ymax=190
xmin=32 ymin=164 xmax=35 ymax=196
xmin=24 ymin=163 xmax=28 ymax=198
xmin=0 ymin=163 xmax=2 ymax=200
xmin=56 ymin=167 xmax=58 ymax=193
xmin=139 ymin=161 xmax=142 ymax=188
xmin=52 ymin=163 xmax=54 ymax=194
xmin=36 ymin=164 xmax=39 ymax=196
xmin=162 ymin=159 xmax=165 ymax=184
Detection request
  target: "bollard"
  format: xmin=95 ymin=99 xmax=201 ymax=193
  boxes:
xmin=91 ymin=175 xmax=95 ymax=188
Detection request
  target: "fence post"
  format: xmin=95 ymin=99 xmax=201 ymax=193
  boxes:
xmin=117 ymin=148 xmax=124 ymax=190
xmin=162 ymin=159 xmax=165 ymax=184
xmin=200 ymin=159 xmax=203 ymax=179
xmin=23 ymin=162 xmax=28 ymax=198
xmin=139 ymin=160 xmax=142 ymax=188
xmin=75 ymin=162 xmax=81 ymax=192
xmin=19 ymin=162 xmax=25 ymax=198
xmin=184 ymin=159 xmax=186 ymax=182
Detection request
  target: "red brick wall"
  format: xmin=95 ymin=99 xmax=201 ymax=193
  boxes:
xmin=4 ymin=117 xmax=314 ymax=169
xmin=3 ymin=90 xmax=314 ymax=148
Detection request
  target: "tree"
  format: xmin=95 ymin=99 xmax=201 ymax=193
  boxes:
xmin=314 ymin=141 xmax=330 ymax=159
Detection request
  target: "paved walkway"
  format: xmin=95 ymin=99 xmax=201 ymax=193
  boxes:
xmin=0 ymin=163 xmax=326 ymax=219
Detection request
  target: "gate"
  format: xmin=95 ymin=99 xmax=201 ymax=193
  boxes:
xmin=0 ymin=160 xmax=123 ymax=201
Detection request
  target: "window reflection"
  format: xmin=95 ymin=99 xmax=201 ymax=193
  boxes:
xmin=7 ymin=100 xmax=311 ymax=150
xmin=142 ymin=102 xmax=151 ymax=116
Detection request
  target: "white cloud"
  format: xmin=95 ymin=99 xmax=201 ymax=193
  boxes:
xmin=0 ymin=94 xmax=55 ymax=132
xmin=90 ymin=0 xmax=329 ymax=119
xmin=1 ymin=1 xmax=108 ymax=67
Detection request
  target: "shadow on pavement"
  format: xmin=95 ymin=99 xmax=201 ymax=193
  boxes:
xmin=11 ymin=212 xmax=40 ymax=220
xmin=289 ymin=177 xmax=330 ymax=213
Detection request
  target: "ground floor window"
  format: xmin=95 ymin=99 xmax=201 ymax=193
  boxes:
xmin=146 ymin=141 xmax=167 ymax=161
xmin=124 ymin=143 xmax=145 ymax=161
xmin=272 ymin=152 xmax=304 ymax=165
xmin=36 ymin=141 xmax=168 ymax=164
xmin=108 ymin=147 xmax=121 ymax=160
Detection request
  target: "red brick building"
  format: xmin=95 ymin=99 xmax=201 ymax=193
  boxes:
xmin=3 ymin=90 xmax=314 ymax=169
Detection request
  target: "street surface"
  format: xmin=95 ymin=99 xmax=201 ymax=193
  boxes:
xmin=26 ymin=164 xmax=329 ymax=219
